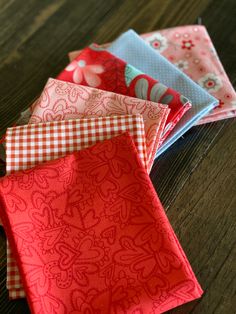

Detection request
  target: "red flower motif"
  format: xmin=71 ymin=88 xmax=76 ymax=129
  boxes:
xmin=150 ymin=39 xmax=161 ymax=49
xmin=168 ymin=55 xmax=175 ymax=61
xmin=214 ymin=99 xmax=224 ymax=110
xmin=181 ymin=40 xmax=194 ymax=50
xmin=66 ymin=60 xmax=104 ymax=87
xmin=224 ymin=93 xmax=232 ymax=99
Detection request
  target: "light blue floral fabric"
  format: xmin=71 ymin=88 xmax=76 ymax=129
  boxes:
xmin=107 ymin=30 xmax=218 ymax=157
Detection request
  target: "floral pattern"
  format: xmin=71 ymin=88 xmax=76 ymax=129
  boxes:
xmin=51 ymin=25 xmax=236 ymax=124
xmin=65 ymin=60 xmax=104 ymax=87
xmin=181 ymin=39 xmax=195 ymax=50
xmin=140 ymin=25 xmax=236 ymax=123
xmin=57 ymin=46 xmax=191 ymax=144
xmin=146 ymin=33 xmax=168 ymax=52
xmin=175 ymin=60 xmax=189 ymax=71
xmin=128 ymin=75 xmax=192 ymax=143
xmin=198 ymin=73 xmax=222 ymax=92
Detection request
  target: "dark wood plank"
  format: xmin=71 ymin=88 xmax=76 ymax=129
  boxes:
xmin=0 ymin=0 xmax=235 ymax=313
xmin=166 ymin=118 xmax=236 ymax=313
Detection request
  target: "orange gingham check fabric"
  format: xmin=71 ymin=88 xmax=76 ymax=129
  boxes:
xmin=5 ymin=114 xmax=147 ymax=299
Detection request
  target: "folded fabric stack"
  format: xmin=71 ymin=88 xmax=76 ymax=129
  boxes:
xmin=0 ymin=24 xmax=235 ymax=313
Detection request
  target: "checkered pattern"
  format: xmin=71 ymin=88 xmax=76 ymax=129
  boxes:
xmin=6 ymin=115 xmax=147 ymax=172
xmin=5 ymin=114 xmax=147 ymax=299
xmin=7 ymin=243 xmax=26 ymax=299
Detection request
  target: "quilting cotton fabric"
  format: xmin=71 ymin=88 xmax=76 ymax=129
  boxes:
xmin=0 ymin=133 xmax=203 ymax=313
xmin=57 ymin=45 xmax=191 ymax=143
xmin=4 ymin=115 xmax=147 ymax=299
xmin=196 ymin=109 xmax=236 ymax=124
xmin=142 ymin=25 xmax=236 ymax=124
xmin=107 ymin=29 xmax=218 ymax=156
xmin=0 ymin=108 xmax=33 ymax=226
xmin=29 ymin=78 xmax=170 ymax=171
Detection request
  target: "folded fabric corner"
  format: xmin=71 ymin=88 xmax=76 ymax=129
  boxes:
xmin=5 ymin=115 xmax=148 ymax=299
xmin=142 ymin=25 xmax=236 ymax=123
xmin=0 ymin=133 xmax=203 ymax=313
xmin=57 ymin=45 xmax=191 ymax=145
xmin=29 ymin=78 xmax=170 ymax=171
xmin=107 ymin=29 xmax=218 ymax=156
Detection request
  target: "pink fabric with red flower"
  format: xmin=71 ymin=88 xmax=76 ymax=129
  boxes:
xmin=143 ymin=25 xmax=236 ymax=123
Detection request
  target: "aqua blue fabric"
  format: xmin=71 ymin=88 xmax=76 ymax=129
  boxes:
xmin=107 ymin=30 xmax=218 ymax=157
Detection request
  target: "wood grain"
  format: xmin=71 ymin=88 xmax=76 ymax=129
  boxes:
xmin=0 ymin=0 xmax=235 ymax=313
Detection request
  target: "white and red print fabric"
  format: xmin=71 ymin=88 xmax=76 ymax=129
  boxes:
xmin=5 ymin=115 xmax=147 ymax=299
xmin=29 ymin=78 xmax=170 ymax=171
xmin=142 ymin=25 xmax=236 ymax=123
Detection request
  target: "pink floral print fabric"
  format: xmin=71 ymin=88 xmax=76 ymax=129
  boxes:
xmin=143 ymin=25 xmax=236 ymax=123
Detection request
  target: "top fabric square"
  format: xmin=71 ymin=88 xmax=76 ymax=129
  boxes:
xmin=5 ymin=114 xmax=148 ymax=299
xmin=0 ymin=133 xmax=202 ymax=313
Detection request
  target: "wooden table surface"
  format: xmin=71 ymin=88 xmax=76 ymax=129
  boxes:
xmin=0 ymin=0 xmax=235 ymax=313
